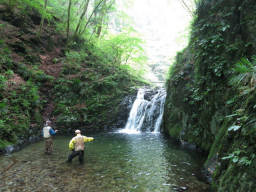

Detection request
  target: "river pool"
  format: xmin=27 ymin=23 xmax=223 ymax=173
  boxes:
xmin=0 ymin=132 xmax=209 ymax=192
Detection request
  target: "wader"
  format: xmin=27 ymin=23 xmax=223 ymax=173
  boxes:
xmin=45 ymin=137 xmax=53 ymax=154
xmin=67 ymin=150 xmax=84 ymax=164
xmin=68 ymin=134 xmax=93 ymax=164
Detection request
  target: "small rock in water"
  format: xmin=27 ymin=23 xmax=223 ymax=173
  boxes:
xmin=172 ymin=186 xmax=188 ymax=191
xmin=16 ymin=179 xmax=25 ymax=185
xmin=180 ymin=186 xmax=188 ymax=191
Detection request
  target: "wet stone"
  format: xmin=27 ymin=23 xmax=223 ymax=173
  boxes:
xmin=5 ymin=145 xmax=15 ymax=153
xmin=180 ymin=186 xmax=188 ymax=191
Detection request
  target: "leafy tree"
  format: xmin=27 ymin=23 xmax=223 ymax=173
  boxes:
xmin=96 ymin=32 xmax=146 ymax=77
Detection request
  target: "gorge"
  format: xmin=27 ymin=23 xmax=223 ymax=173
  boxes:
xmin=1 ymin=0 xmax=256 ymax=191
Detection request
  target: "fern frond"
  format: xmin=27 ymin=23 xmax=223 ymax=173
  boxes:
xmin=234 ymin=63 xmax=250 ymax=73
xmin=229 ymin=73 xmax=247 ymax=86
xmin=241 ymin=57 xmax=253 ymax=68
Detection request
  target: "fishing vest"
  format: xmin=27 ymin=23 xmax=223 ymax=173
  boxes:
xmin=43 ymin=126 xmax=51 ymax=138
xmin=73 ymin=135 xmax=85 ymax=151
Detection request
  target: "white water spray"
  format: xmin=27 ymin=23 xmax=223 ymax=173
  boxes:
xmin=119 ymin=88 xmax=166 ymax=134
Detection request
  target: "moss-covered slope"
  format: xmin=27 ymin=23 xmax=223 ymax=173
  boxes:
xmin=0 ymin=5 xmax=145 ymax=150
xmin=164 ymin=0 xmax=256 ymax=191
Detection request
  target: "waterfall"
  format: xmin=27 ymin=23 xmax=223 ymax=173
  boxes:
xmin=153 ymin=91 xmax=166 ymax=133
xmin=119 ymin=88 xmax=166 ymax=133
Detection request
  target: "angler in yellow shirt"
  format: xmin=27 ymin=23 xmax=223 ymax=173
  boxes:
xmin=67 ymin=130 xmax=94 ymax=164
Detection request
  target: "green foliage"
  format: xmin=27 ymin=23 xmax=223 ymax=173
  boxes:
xmin=46 ymin=0 xmax=118 ymax=40
xmin=0 ymin=40 xmax=13 ymax=71
xmin=0 ymin=81 xmax=43 ymax=148
xmin=229 ymin=56 xmax=256 ymax=95
xmin=222 ymin=150 xmax=254 ymax=166
xmin=164 ymin=0 xmax=256 ymax=191
xmin=0 ymin=0 xmax=147 ymax=148
xmin=0 ymin=40 xmax=43 ymax=148
xmin=53 ymin=40 xmax=146 ymax=127
xmin=99 ymin=32 xmax=147 ymax=68
xmin=2 ymin=0 xmax=52 ymax=21
xmin=66 ymin=50 xmax=88 ymax=63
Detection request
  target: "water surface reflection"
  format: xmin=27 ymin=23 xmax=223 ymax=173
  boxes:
xmin=0 ymin=133 xmax=209 ymax=192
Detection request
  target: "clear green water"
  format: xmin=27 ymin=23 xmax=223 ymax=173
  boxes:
xmin=0 ymin=132 xmax=209 ymax=192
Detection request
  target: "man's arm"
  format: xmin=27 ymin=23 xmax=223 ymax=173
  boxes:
xmin=49 ymin=128 xmax=57 ymax=135
xmin=69 ymin=138 xmax=75 ymax=150
xmin=84 ymin=136 xmax=94 ymax=143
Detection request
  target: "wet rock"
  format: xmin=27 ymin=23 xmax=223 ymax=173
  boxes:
xmin=173 ymin=186 xmax=188 ymax=192
xmin=180 ymin=186 xmax=188 ymax=191
xmin=29 ymin=136 xmax=37 ymax=143
xmin=17 ymin=139 xmax=25 ymax=146
xmin=180 ymin=141 xmax=197 ymax=150
xmin=144 ymin=88 xmax=158 ymax=101
xmin=1 ymin=129 xmax=41 ymax=155
xmin=203 ymin=154 xmax=219 ymax=183
xmin=110 ymin=93 xmax=137 ymax=129
xmin=5 ymin=145 xmax=15 ymax=153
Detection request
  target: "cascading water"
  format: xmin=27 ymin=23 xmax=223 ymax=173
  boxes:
xmin=119 ymin=88 xmax=166 ymax=133
xmin=153 ymin=91 xmax=166 ymax=133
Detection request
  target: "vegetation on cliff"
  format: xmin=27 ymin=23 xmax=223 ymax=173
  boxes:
xmin=164 ymin=0 xmax=256 ymax=191
xmin=0 ymin=0 xmax=147 ymax=150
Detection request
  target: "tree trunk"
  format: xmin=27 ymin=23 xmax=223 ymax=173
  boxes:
xmin=67 ymin=0 xmax=72 ymax=41
xmin=38 ymin=0 xmax=48 ymax=38
xmin=96 ymin=25 xmax=102 ymax=37
xmin=73 ymin=0 xmax=90 ymax=38
xmin=79 ymin=0 xmax=105 ymax=35
xmin=95 ymin=0 xmax=113 ymax=38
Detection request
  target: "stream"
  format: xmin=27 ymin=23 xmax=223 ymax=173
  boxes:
xmin=0 ymin=133 xmax=209 ymax=192
xmin=0 ymin=88 xmax=209 ymax=192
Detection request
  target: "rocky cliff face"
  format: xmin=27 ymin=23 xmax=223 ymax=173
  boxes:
xmin=163 ymin=0 xmax=256 ymax=191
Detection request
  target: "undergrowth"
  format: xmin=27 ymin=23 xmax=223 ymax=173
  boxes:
xmin=164 ymin=0 xmax=256 ymax=191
